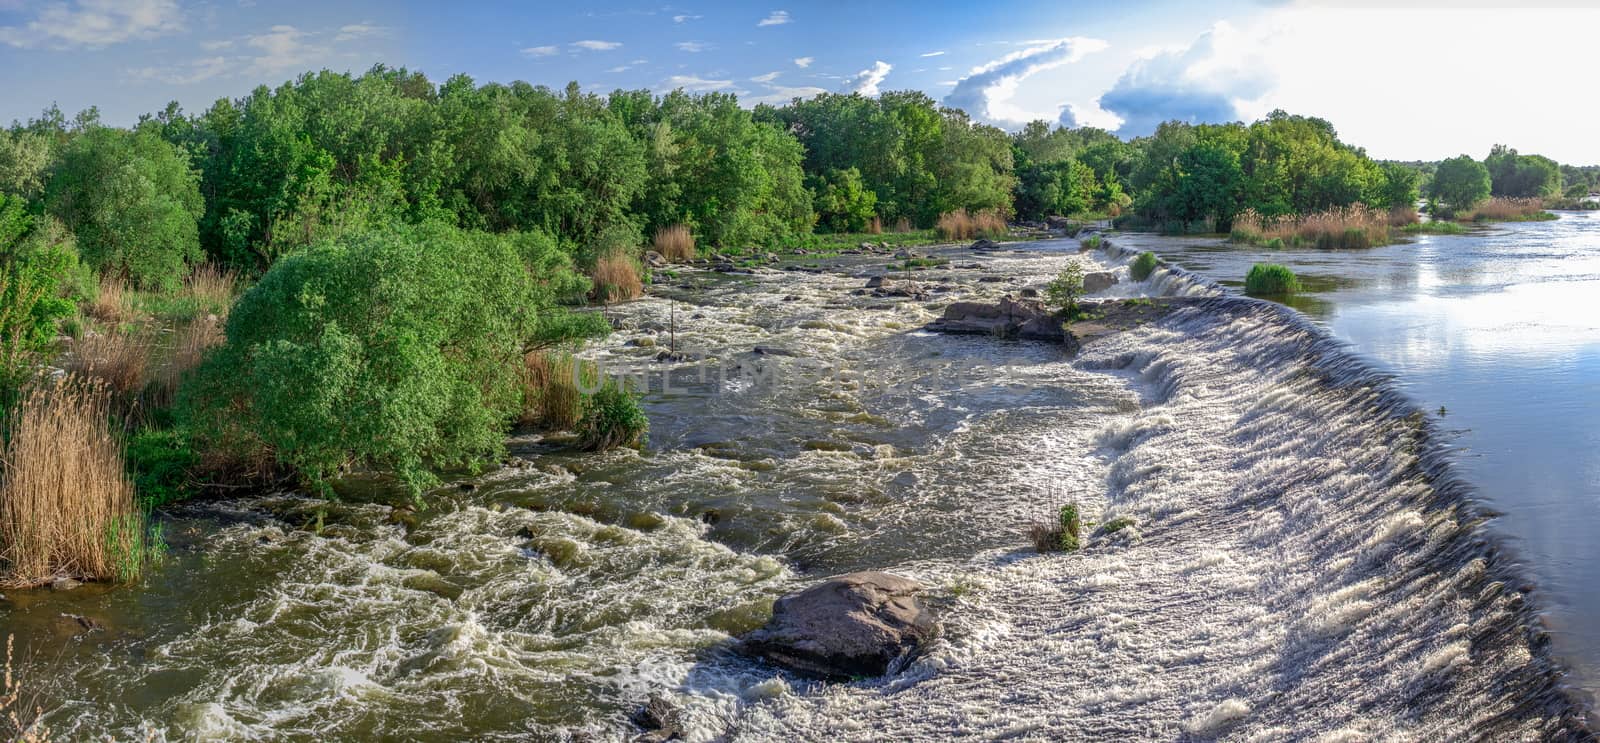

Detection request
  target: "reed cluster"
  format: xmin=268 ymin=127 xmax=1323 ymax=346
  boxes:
xmin=591 ymin=252 xmax=643 ymax=304
xmin=934 ymin=209 xmax=1007 ymax=241
xmin=1231 ymin=205 xmax=1393 ymax=249
xmin=0 ymin=377 xmax=147 ymax=588
xmin=652 ymin=225 xmax=696 ymax=262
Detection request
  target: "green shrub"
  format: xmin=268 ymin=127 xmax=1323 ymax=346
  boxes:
xmin=179 ymin=221 xmax=610 ymax=496
xmin=1045 ymin=261 xmax=1086 ymax=318
xmin=1245 ymin=263 xmax=1300 ymax=296
xmin=1081 ymin=234 xmax=1103 ymax=250
xmin=0 ymin=196 xmax=85 ymax=398
xmin=577 ymin=378 xmax=648 ymax=451
xmin=126 ymin=428 xmax=198 ymax=509
xmin=1130 ymin=251 xmax=1158 ymax=281
xmin=1029 ymin=502 xmax=1083 ymax=553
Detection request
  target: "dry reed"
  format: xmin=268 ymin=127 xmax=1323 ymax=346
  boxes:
xmin=866 ymin=216 xmax=883 ymax=235
xmin=2 ymin=636 xmax=51 ymax=743
xmin=65 ymin=329 xmax=149 ymax=406
xmin=0 ymin=377 xmax=143 ymax=588
xmin=182 ymin=264 xmax=238 ymax=317
xmin=86 ymin=277 xmax=130 ymax=324
xmin=891 ymin=217 xmax=913 ymax=233
xmin=934 ymin=209 xmax=1007 ymax=241
xmin=1465 ymin=197 xmax=1547 ymax=221
xmin=1231 ymin=205 xmax=1392 ymax=249
xmin=652 ymin=225 xmax=696 ymax=263
xmin=591 ymin=252 xmax=642 ymax=304
xmin=151 ymin=316 xmax=225 ymax=409
xmin=519 ymin=351 xmax=588 ymax=430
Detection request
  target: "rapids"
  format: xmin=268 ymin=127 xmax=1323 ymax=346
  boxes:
xmin=2 ymin=235 xmax=1588 ymax=741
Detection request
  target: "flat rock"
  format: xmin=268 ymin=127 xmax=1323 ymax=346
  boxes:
xmin=742 ymin=571 xmax=938 ymax=680
xmin=927 ymin=295 xmax=1064 ymax=341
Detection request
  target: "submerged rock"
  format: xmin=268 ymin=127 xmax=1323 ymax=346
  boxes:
xmin=1083 ymin=271 xmax=1118 ymax=293
xmin=51 ymin=577 xmax=82 ymax=591
xmin=927 ymin=295 xmax=1065 ymax=341
xmin=742 ymin=571 xmax=938 ymax=680
xmin=631 ymin=693 xmax=684 ymax=742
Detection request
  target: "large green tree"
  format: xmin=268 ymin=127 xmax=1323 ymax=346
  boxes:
xmin=45 ymin=128 xmax=203 ymax=290
xmin=1430 ymin=155 xmax=1492 ymax=215
xmin=1484 ymin=145 xmax=1562 ymax=199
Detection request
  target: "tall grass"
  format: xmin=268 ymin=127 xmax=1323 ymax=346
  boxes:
xmin=934 ymin=209 xmax=1007 ymax=241
xmin=182 ymin=264 xmax=238 ymax=318
xmin=890 ymin=217 xmax=913 ymax=234
xmin=652 ymin=225 xmax=696 ymax=263
xmin=0 ymin=377 xmax=147 ymax=588
xmin=65 ymin=329 xmax=149 ymax=407
xmin=520 ymin=351 xmax=591 ymax=430
xmin=1463 ymin=197 xmax=1555 ymax=222
xmin=1231 ymin=206 xmax=1394 ymax=250
xmin=86 ymin=277 xmax=130 ymax=324
xmin=865 ymin=216 xmax=883 ymax=235
xmin=591 ymin=252 xmax=642 ymax=304
xmin=151 ymin=316 xmax=225 ymax=409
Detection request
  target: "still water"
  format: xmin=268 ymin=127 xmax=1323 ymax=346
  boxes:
xmin=1114 ymin=212 xmax=1600 ymax=700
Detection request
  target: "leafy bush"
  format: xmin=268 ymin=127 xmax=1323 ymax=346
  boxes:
xmin=1045 ymin=261 xmax=1086 ymax=318
xmin=1245 ymin=263 xmax=1300 ymax=296
xmin=577 ymin=378 xmax=648 ymax=451
xmin=1130 ymin=251 xmax=1158 ymax=281
xmin=126 ymin=428 xmax=197 ymax=509
xmin=0 ymin=196 xmax=84 ymax=397
xmin=179 ymin=221 xmax=610 ymax=496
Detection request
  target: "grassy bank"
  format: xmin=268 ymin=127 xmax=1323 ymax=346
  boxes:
xmin=1230 ymin=205 xmax=1404 ymax=249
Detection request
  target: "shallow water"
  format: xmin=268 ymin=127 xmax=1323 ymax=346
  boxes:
xmin=1 ymin=235 xmax=1588 ymax=740
xmin=1114 ymin=213 xmax=1600 ymax=703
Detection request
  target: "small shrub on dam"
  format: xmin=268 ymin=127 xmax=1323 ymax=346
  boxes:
xmin=1245 ymin=263 xmax=1300 ymax=296
xmin=1045 ymin=262 xmax=1086 ymax=319
xmin=1081 ymin=234 xmax=1103 ymax=250
xmin=1130 ymin=251 xmax=1159 ymax=281
xmin=1030 ymin=503 xmax=1083 ymax=553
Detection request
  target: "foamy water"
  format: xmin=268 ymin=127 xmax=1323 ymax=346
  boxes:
xmin=7 ymin=238 xmax=1587 ymax=740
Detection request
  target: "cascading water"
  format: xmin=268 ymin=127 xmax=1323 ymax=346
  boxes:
xmin=5 ymin=236 xmax=1589 ymax=741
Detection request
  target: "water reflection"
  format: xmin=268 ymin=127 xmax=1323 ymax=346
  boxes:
xmin=1115 ymin=212 xmax=1600 ymax=698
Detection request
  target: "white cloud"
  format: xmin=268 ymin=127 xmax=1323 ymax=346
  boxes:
xmin=672 ymin=14 xmax=700 ymax=23
xmin=245 ymin=24 xmax=325 ymax=75
xmin=920 ymin=50 xmax=945 ymax=57
xmin=664 ymin=74 xmax=735 ymax=92
xmin=844 ymin=60 xmax=892 ymax=96
xmin=941 ymin=36 xmax=1108 ymax=129
xmin=200 ymin=39 xmax=234 ymax=51
xmin=751 ymin=71 xmax=781 ymax=83
xmin=746 ymin=83 xmax=828 ymax=106
xmin=675 ymin=40 xmax=711 ymax=52
xmin=0 ymin=0 xmax=184 ymax=49
xmin=571 ymin=39 xmax=621 ymax=51
xmin=793 ymin=56 xmax=812 ymax=68
xmin=522 ymin=45 xmax=559 ymax=58
xmin=334 ymin=22 xmax=389 ymax=43
xmin=1095 ymin=22 xmax=1270 ymax=136
xmin=757 ymin=10 xmax=791 ymax=27
xmin=128 ymin=55 xmax=228 ymax=85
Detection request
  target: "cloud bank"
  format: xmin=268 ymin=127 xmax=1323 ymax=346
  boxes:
xmin=941 ymin=36 xmax=1108 ymax=130
xmin=1096 ymin=23 xmax=1271 ymax=137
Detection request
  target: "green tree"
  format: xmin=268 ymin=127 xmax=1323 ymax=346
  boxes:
xmin=0 ymin=195 xmax=84 ymax=395
xmin=45 ymin=128 xmax=204 ymax=290
xmin=1373 ymin=163 xmax=1421 ymax=210
xmin=179 ymin=221 xmax=608 ymax=496
xmin=1484 ymin=145 xmax=1562 ymax=199
xmin=1429 ymin=155 xmax=1492 ymax=216
xmin=813 ymin=167 xmax=878 ymax=233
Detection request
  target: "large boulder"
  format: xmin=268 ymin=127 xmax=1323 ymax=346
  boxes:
xmin=1083 ymin=271 xmax=1118 ymax=293
xmin=927 ymin=294 xmax=1064 ymax=341
xmin=742 ymin=571 xmax=938 ymax=680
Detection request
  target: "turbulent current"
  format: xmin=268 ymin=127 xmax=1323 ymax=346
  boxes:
xmin=4 ymin=237 xmax=1591 ymax=741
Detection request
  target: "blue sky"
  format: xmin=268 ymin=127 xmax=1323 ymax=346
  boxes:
xmin=5 ymin=1 xmax=1600 ymax=164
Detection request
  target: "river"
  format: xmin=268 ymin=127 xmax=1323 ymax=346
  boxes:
xmin=1 ymin=227 xmax=1591 ymax=740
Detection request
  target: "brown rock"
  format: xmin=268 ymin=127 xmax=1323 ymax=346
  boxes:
xmin=742 ymin=571 xmax=938 ymax=679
